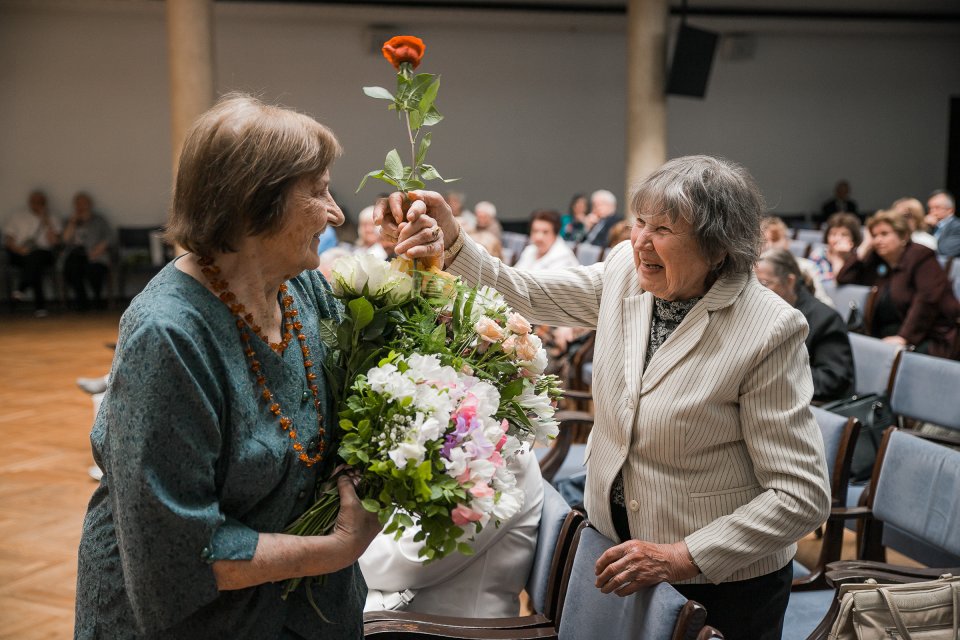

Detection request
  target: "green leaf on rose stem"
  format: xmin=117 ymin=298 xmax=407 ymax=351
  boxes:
xmin=363 ymin=312 xmax=388 ymax=340
xmin=348 ymin=297 xmax=375 ymax=332
xmin=457 ymin=542 xmax=476 ymax=556
xmin=421 ymin=106 xmax=444 ymax=127
xmin=417 ymin=77 xmax=440 ymax=115
xmin=500 ymin=377 xmax=525 ymax=401
xmin=384 ymin=149 xmax=404 ymax=180
xmin=361 ymin=499 xmax=380 ymax=513
xmin=408 ymin=109 xmax=423 ymax=131
xmin=396 ymin=512 xmax=415 ymax=528
xmin=362 ymin=86 xmax=395 ymax=100
xmin=416 ymin=132 xmax=432 ymax=165
xmin=357 ymin=169 xmax=400 ymax=193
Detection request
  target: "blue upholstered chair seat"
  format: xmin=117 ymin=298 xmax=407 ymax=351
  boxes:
xmin=781 ymin=590 xmax=835 ymax=640
xmin=557 ymin=526 xmax=690 ymax=640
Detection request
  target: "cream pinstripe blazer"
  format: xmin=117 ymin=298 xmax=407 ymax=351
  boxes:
xmin=449 ymin=236 xmax=831 ymax=585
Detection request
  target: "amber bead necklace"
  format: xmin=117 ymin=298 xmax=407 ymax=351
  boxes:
xmin=199 ymin=256 xmax=324 ymax=467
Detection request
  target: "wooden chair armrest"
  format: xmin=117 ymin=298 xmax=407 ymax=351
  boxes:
xmin=825 ymin=560 xmax=960 ymax=584
xmin=363 ymin=611 xmax=550 ymax=630
xmin=561 ymin=389 xmax=593 ymax=402
xmin=364 ymin=620 xmax=559 ymax=639
xmin=825 ymin=506 xmax=873 ymax=521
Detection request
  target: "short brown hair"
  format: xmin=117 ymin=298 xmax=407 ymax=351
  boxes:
xmin=867 ymin=209 xmax=910 ymax=240
xmin=530 ymin=209 xmax=562 ymax=236
xmin=823 ymin=213 xmax=862 ymax=246
xmin=166 ymin=93 xmax=341 ymax=255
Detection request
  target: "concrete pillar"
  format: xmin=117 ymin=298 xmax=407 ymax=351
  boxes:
xmin=625 ymin=0 xmax=668 ymax=202
xmin=166 ymin=0 xmax=215 ymax=174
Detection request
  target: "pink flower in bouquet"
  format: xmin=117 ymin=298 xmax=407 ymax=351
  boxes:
xmin=475 ymin=316 xmax=505 ymax=343
xmin=469 ymin=482 xmax=495 ymax=499
xmin=452 ymin=504 xmax=484 ymax=526
xmin=514 ymin=333 xmax=539 ymax=361
xmin=506 ymin=312 xmax=532 ymax=335
xmin=501 ymin=334 xmax=517 ymax=355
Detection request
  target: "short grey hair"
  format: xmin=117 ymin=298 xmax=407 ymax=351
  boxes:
xmin=591 ymin=189 xmax=617 ymax=208
xmin=474 ymin=201 xmax=497 ymax=217
xmin=630 ymin=155 xmax=764 ymax=277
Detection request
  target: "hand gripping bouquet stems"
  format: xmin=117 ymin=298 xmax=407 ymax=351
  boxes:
xmin=282 ymin=36 xmax=563 ymax=606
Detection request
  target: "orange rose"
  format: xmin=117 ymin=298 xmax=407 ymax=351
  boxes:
xmin=382 ymin=35 xmax=425 ymax=70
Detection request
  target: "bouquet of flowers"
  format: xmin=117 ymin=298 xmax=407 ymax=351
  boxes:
xmin=283 ymin=36 xmax=562 ymax=604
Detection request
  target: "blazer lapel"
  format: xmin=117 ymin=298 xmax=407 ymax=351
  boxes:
xmin=622 ymin=293 xmax=653 ymax=400
xmin=640 ymin=271 xmax=749 ymax=395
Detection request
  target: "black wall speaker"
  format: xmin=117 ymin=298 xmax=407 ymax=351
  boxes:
xmin=667 ymin=25 xmax=719 ymax=99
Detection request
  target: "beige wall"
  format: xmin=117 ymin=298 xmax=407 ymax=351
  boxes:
xmin=1 ymin=0 xmax=959 ymax=230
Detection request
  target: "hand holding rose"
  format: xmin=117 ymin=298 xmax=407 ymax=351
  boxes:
xmin=375 ymin=190 xmax=458 ymax=262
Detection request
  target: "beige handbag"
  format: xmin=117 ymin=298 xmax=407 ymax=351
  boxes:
xmin=828 ymin=574 xmax=960 ymax=639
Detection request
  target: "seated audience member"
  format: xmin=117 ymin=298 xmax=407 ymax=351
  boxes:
xmin=582 ymin=189 xmax=619 ymax=246
xmin=560 ymin=193 xmax=588 ymax=242
xmin=3 ymin=189 xmax=61 ymax=316
xmin=514 ymin=209 xmax=579 ymax=271
xmin=892 ymin=197 xmax=937 ymax=251
xmin=355 ymin=206 xmax=389 ymax=260
xmin=925 ymin=189 xmax=955 ymax=239
xmin=360 ymin=453 xmax=543 ymax=617
xmin=807 ymin=213 xmax=862 ymax=283
xmin=469 ymin=200 xmax=503 ymax=258
xmin=761 ymin=216 xmax=833 ymax=306
xmin=606 ymin=220 xmax=633 ymax=248
xmin=818 ymin=179 xmax=859 ymax=224
xmin=445 ymin=191 xmax=476 ymax=233
xmin=929 ymin=190 xmax=960 ymax=257
xmin=837 ymin=209 xmax=960 ymax=359
xmin=62 ymin=192 xmax=113 ymax=310
xmin=757 ymin=249 xmax=854 ymax=402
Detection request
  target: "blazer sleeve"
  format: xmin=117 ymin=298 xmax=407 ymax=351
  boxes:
xmin=447 ymin=232 xmax=605 ymax=328
xmin=684 ymin=308 xmax=832 ymax=583
xmin=898 ymin=250 xmax=953 ymax=346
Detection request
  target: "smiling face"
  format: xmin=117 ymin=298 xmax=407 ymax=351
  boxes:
xmin=263 ymin=169 xmax=343 ymax=274
xmin=631 ymin=210 xmax=716 ymax=301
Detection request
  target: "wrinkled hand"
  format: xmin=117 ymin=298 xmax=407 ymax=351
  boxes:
xmin=332 ymin=472 xmax=382 ymax=560
xmin=595 ymin=540 xmax=699 ymax=597
xmin=374 ymin=191 xmax=458 ymax=261
xmin=856 ymin=228 xmax=873 ymax=260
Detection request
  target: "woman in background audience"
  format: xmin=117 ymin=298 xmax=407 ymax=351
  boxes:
xmin=807 ymin=213 xmax=862 ymax=283
xmin=560 ymin=193 xmax=588 ymax=242
xmin=892 ymin=197 xmax=937 ymax=251
xmin=514 ymin=209 xmax=579 ymax=270
xmin=356 ymin=205 xmax=390 ymax=260
xmin=837 ymin=209 xmax=960 ymax=359
xmin=761 ymin=215 xmax=833 ymax=305
xmin=757 ymin=249 xmax=854 ymax=402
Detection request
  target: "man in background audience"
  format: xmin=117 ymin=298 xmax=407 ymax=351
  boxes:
xmin=819 ymin=179 xmax=859 ymax=224
xmin=62 ymin=191 xmax=113 ymax=311
xmin=355 ymin=205 xmax=390 ymax=260
xmin=583 ymin=189 xmax=619 ymax=246
xmin=3 ymin=189 xmax=61 ymax=317
xmin=929 ymin=190 xmax=959 ymax=257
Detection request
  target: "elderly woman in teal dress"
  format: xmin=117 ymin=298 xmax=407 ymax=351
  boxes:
xmin=73 ymin=95 xmax=441 ymax=638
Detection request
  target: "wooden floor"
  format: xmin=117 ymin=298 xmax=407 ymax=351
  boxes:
xmin=0 ymin=310 xmax=889 ymax=638
xmin=0 ymin=311 xmax=121 ymax=639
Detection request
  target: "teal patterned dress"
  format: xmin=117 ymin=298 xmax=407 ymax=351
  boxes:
xmin=75 ymin=260 xmax=365 ymax=639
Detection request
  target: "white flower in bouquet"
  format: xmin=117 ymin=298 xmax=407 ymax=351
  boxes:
xmin=517 ymin=381 xmax=560 ymax=445
xmin=330 ymin=253 xmax=414 ymax=304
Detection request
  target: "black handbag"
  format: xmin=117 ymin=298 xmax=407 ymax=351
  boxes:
xmin=820 ymin=393 xmax=897 ymax=482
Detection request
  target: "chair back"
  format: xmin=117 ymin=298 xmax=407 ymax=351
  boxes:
xmin=888 ymin=351 xmax=960 ymax=432
xmin=788 ymin=239 xmax=809 ymax=258
xmin=556 ymin=526 xmax=697 ymax=640
xmin=574 ymin=243 xmax=604 ymax=266
xmin=525 ymin=481 xmax=579 ymax=616
xmin=831 ymin=284 xmax=873 ymax=327
xmin=847 ymin=333 xmax=902 ymax=397
xmin=795 ymin=228 xmax=824 ymax=245
xmin=810 ymin=406 xmax=859 ymax=506
xmin=501 ymin=231 xmax=529 ymax=259
xmin=948 ymin=259 xmax=960 ymax=301
xmin=870 ymin=429 xmax=960 ymax=567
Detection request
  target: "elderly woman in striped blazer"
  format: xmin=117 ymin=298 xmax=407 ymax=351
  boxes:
xmin=377 ymin=155 xmax=831 ymax=640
